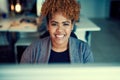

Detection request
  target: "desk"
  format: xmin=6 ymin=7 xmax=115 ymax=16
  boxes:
xmin=0 ymin=16 xmax=100 ymax=31
xmin=0 ymin=16 xmax=37 ymax=32
xmin=75 ymin=16 xmax=101 ymax=43
xmin=9 ymin=22 xmax=37 ymax=32
xmin=0 ymin=16 xmax=100 ymax=39
xmin=0 ymin=17 xmax=38 ymax=45
xmin=76 ymin=17 xmax=100 ymax=31
xmin=0 ymin=19 xmax=11 ymax=31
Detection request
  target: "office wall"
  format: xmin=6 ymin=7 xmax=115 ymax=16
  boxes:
xmin=79 ymin=0 xmax=111 ymax=18
xmin=0 ymin=0 xmax=111 ymax=18
xmin=0 ymin=0 xmax=9 ymax=14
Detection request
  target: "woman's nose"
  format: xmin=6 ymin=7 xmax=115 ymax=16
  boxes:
xmin=56 ymin=25 xmax=63 ymax=32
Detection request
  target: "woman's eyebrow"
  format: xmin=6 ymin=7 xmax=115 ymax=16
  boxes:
xmin=50 ymin=21 xmax=58 ymax=23
xmin=50 ymin=20 xmax=70 ymax=23
xmin=62 ymin=21 xmax=70 ymax=24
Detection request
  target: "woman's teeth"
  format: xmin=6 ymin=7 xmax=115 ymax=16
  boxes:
xmin=56 ymin=34 xmax=64 ymax=38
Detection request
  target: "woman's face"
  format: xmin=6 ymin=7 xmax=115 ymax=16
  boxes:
xmin=47 ymin=13 xmax=73 ymax=45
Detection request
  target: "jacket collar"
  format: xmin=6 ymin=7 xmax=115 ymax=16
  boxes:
xmin=69 ymin=37 xmax=81 ymax=63
xmin=39 ymin=37 xmax=81 ymax=63
xmin=38 ymin=37 xmax=51 ymax=63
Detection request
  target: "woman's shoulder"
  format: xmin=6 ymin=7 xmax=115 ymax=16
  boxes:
xmin=20 ymin=37 xmax=51 ymax=63
xmin=69 ymin=37 xmax=94 ymax=63
xmin=69 ymin=37 xmax=90 ymax=51
xmin=30 ymin=37 xmax=50 ymax=46
xmin=70 ymin=37 xmax=87 ymax=45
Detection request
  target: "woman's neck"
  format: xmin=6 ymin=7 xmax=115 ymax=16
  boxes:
xmin=52 ymin=42 xmax=68 ymax=52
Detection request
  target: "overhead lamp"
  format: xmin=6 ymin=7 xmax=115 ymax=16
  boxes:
xmin=15 ymin=0 xmax=22 ymax=13
xmin=10 ymin=0 xmax=14 ymax=11
xmin=11 ymin=4 xmax=14 ymax=11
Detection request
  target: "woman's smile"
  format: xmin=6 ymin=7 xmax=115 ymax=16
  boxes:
xmin=55 ymin=34 xmax=65 ymax=39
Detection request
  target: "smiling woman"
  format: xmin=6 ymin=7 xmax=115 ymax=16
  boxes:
xmin=20 ymin=0 xmax=94 ymax=64
xmin=48 ymin=13 xmax=73 ymax=52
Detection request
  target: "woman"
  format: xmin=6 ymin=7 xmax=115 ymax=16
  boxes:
xmin=20 ymin=0 xmax=94 ymax=63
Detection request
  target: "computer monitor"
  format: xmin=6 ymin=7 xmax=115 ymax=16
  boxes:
xmin=0 ymin=64 xmax=120 ymax=80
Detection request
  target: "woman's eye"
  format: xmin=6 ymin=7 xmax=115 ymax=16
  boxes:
xmin=63 ymin=23 xmax=69 ymax=26
xmin=51 ymin=23 xmax=57 ymax=26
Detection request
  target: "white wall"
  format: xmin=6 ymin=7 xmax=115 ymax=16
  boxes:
xmin=0 ymin=0 xmax=9 ymax=13
xmin=79 ymin=0 xmax=111 ymax=18
xmin=37 ymin=0 xmax=45 ymax=16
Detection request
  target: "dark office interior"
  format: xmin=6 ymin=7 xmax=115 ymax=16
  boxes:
xmin=0 ymin=0 xmax=120 ymax=63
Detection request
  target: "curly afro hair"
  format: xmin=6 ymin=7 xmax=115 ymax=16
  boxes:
xmin=40 ymin=0 xmax=80 ymax=22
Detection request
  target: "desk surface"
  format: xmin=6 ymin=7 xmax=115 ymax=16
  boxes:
xmin=9 ymin=22 xmax=37 ymax=32
xmin=0 ymin=16 xmax=101 ymax=32
xmin=0 ymin=16 xmax=37 ymax=32
xmin=0 ymin=19 xmax=11 ymax=31
xmin=76 ymin=17 xmax=101 ymax=31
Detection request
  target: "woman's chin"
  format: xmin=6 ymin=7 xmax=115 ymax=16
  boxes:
xmin=51 ymin=36 xmax=68 ymax=45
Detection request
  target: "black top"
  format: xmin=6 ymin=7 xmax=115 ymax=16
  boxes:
xmin=48 ymin=49 xmax=70 ymax=63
